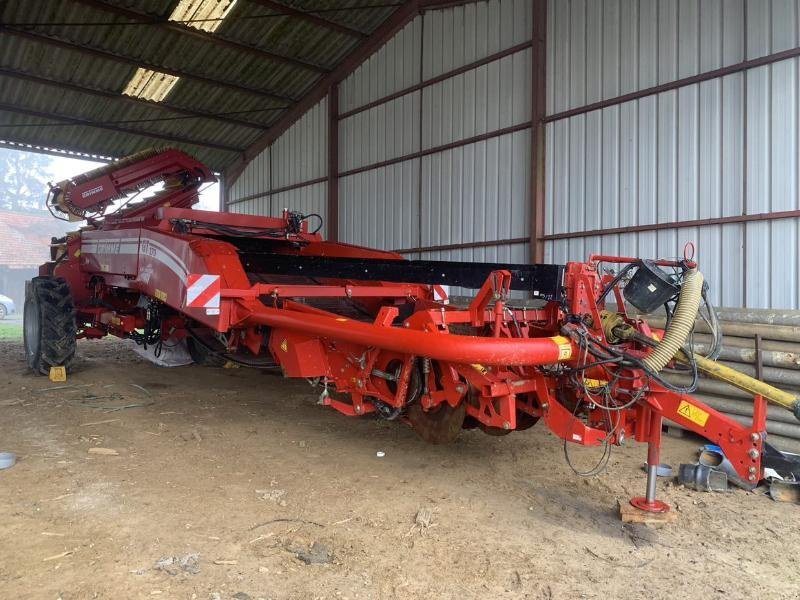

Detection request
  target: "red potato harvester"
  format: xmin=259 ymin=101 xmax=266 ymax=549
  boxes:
xmin=25 ymin=147 xmax=800 ymax=513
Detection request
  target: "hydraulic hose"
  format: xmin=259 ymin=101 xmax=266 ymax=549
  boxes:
xmin=643 ymin=268 xmax=704 ymax=373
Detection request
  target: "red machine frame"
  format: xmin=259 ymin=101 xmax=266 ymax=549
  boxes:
xmin=37 ymin=149 xmax=773 ymax=514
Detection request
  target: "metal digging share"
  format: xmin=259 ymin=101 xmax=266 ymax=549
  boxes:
xmin=24 ymin=147 xmax=800 ymax=514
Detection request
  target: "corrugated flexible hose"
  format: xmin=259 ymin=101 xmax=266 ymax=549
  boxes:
xmin=642 ymin=268 xmax=704 ymax=373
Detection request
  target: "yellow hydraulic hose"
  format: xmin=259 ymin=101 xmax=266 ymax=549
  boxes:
xmin=642 ymin=268 xmax=704 ymax=373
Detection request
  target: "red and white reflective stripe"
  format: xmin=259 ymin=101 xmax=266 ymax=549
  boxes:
xmin=186 ymin=274 xmax=220 ymax=309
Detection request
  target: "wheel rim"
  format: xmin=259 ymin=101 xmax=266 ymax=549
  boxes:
xmin=23 ymin=297 xmax=40 ymax=363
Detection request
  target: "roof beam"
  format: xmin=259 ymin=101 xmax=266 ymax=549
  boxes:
xmin=225 ymin=0 xmax=426 ymax=185
xmin=247 ymin=0 xmax=367 ymax=39
xmin=420 ymin=0 xmax=483 ymax=9
xmin=0 ymin=139 xmax=115 ymax=163
xmin=1 ymin=26 xmax=295 ymax=104
xmin=0 ymin=102 xmax=244 ymax=154
xmin=72 ymin=0 xmax=329 ymax=74
xmin=0 ymin=68 xmax=270 ymax=132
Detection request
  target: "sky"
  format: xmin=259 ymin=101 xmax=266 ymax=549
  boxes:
xmin=47 ymin=154 xmax=221 ymax=211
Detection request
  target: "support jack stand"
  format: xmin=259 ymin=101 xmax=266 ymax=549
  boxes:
xmin=622 ymin=411 xmax=676 ymax=523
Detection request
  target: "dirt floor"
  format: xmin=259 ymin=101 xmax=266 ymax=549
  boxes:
xmin=1 ymin=337 xmax=799 ymax=600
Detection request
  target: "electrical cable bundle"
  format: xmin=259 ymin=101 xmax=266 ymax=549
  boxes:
xmin=559 ymin=325 xmax=649 ymax=476
xmin=558 ymin=263 xmax=705 ymax=476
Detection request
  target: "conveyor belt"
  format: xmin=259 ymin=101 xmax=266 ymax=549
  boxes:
xmin=239 ymin=253 xmax=564 ymax=299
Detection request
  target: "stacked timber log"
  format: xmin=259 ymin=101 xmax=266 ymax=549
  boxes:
xmin=643 ymin=307 xmax=800 ymax=454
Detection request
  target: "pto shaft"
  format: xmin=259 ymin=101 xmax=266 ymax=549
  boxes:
xmin=613 ymin=321 xmax=800 ymax=420
xmin=677 ymin=350 xmax=800 ymax=418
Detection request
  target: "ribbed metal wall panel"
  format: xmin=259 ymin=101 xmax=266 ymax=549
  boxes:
xmin=228 ymin=176 xmax=245 ymax=205
xmin=272 ymin=98 xmax=327 ymax=188
xmin=422 ymin=49 xmax=531 ymax=148
xmin=231 ymin=0 xmax=535 ymax=259
xmin=339 ymin=161 xmax=420 ymax=250
xmin=228 ymin=192 xmax=269 ymax=217
xmin=545 ymin=0 xmax=800 ymax=309
xmin=422 ymin=0 xmax=533 ymax=78
xmin=743 ymin=0 xmax=800 ymax=308
xmin=421 ymin=130 xmax=530 ymax=245
xmin=545 ymin=74 xmax=745 ymax=281
xmin=228 ymin=148 xmax=271 ymax=205
xmin=227 ymin=98 xmax=327 ymax=234
xmin=547 ymin=0 xmax=746 ymax=115
xmin=338 ymin=0 xmax=534 ymax=255
xmin=339 ymin=18 xmax=423 ymax=114
xmin=339 ymin=93 xmax=421 ymax=172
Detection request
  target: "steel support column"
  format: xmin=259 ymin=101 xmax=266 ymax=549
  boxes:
xmin=530 ymin=0 xmax=547 ymax=264
xmin=327 ymin=84 xmax=340 ymax=241
xmin=218 ymin=173 xmax=227 ymax=212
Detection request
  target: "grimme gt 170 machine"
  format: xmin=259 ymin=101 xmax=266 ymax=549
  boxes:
xmin=25 ymin=148 xmax=800 ymax=514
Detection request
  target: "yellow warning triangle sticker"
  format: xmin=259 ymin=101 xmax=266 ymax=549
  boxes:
xmin=677 ymin=400 xmax=710 ymax=427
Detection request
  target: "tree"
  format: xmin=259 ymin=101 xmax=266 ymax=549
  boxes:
xmin=0 ymin=148 xmax=53 ymax=212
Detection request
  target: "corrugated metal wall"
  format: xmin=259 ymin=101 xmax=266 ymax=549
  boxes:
xmin=338 ymin=0 xmax=534 ymax=270
xmin=226 ymin=0 xmax=535 ymax=288
xmin=227 ymin=149 xmax=271 ymax=216
xmin=224 ymin=1 xmax=799 ymax=309
xmin=272 ymin=99 xmax=328 ymax=192
xmin=338 ymin=17 xmax=423 ymax=250
xmin=746 ymin=0 xmax=800 ymax=309
xmin=227 ymin=98 xmax=328 ymax=235
xmin=339 ymin=161 xmax=420 ymax=250
xmin=545 ymin=0 xmax=800 ymax=309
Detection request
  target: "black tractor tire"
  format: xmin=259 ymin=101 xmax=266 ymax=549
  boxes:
xmin=24 ymin=277 xmax=78 ymax=375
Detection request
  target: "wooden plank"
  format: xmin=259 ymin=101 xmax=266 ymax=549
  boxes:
xmin=618 ymin=501 xmax=678 ymax=524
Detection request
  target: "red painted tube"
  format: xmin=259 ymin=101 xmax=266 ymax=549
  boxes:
xmin=588 ymin=254 xmax=697 ymax=269
xmin=245 ymin=307 xmax=572 ymax=366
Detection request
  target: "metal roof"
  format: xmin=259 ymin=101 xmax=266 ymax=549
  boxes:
xmin=0 ymin=0 xmax=399 ymax=171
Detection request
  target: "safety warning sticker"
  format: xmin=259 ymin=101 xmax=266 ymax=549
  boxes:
xmin=677 ymin=400 xmax=710 ymax=427
xmin=551 ymin=335 xmax=573 ymax=360
xmin=186 ymin=274 xmax=220 ymax=309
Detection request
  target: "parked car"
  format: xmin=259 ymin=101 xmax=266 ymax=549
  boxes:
xmin=0 ymin=293 xmax=16 ymax=319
